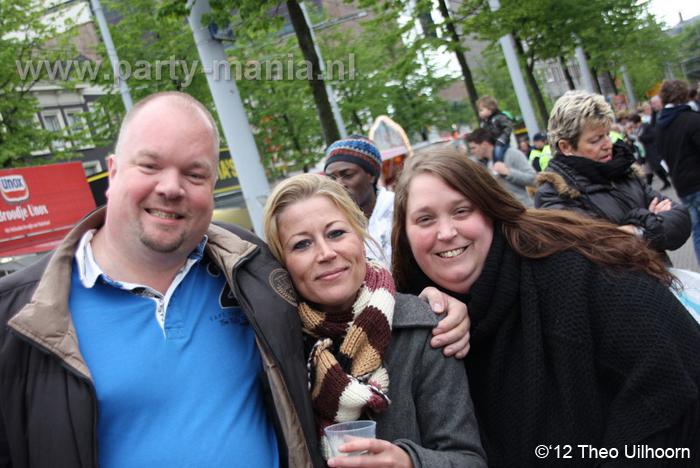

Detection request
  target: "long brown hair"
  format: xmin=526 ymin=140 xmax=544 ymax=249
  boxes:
xmin=391 ymin=150 xmax=674 ymax=293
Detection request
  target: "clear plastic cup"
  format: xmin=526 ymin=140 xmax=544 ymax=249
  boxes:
xmin=324 ymin=420 xmax=376 ymax=457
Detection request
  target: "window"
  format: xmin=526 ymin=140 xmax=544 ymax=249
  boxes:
xmin=545 ymin=68 xmax=555 ymax=83
xmin=64 ymin=108 xmax=86 ymax=134
xmin=41 ymin=111 xmax=66 ymax=149
xmin=553 ymin=65 xmax=564 ymax=83
xmin=568 ymin=63 xmax=581 ymax=80
xmin=65 ymin=107 xmax=94 ymax=149
xmin=82 ymin=160 xmax=103 ymax=177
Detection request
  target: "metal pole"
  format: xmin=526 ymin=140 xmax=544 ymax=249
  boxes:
xmin=90 ymin=0 xmax=133 ymax=110
xmin=300 ymin=1 xmax=347 ymax=138
xmin=620 ymin=64 xmax=637 ymax=108
xmin=188 ymin=0 xmax=270 ymax=236
xmin=574 ymin=45 xmax=595 ymax=93
xmin=487 ymin=0 xmax=539 ymax=141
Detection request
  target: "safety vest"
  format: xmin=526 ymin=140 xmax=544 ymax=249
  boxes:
xmin=529 ymin=144 xmax=552 ymax=171
xmin=609 ymin=130 xmax=624 ymax=143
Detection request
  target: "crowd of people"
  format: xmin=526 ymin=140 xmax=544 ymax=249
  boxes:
xmin=0 ymin=80 xmax=699 ymax=468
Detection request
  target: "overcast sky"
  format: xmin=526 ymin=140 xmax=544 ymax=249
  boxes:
xmin=648 ymin=0 xmax=700 ymax=27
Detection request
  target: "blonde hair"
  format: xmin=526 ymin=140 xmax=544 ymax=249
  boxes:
xmin=262 ymin=174 xmax=372 ymax=264
xmin=547 ymin=90 xmax=614 ymax=155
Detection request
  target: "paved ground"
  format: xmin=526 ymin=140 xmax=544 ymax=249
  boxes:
xmin=648 ymin=176 xmax=699 ymax=273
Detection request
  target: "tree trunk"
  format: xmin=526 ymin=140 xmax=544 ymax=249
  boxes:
xmin=590 ymin=67 xmax=602 ymax=94
xmin=558 ymin=56 xmax=575 ymax=90
xmin=586 ymin=53 xmax=603 ymax=94
xmin=286 ymin=0 xmax=341 ymax=146
xmin=436 ymin=0 xmax=479 ymax=117
xmin=604 ymin=70 xmax=618 ymax=95
xmin=402 ymin=85 xmax=428 ymax=141
xmin=281 ymin=112 xmax=304 ymax=158
xmin=352 ymin=110 xmax=364 ymax=133
xmin=513 ymin=36 xmax=549 ymax=129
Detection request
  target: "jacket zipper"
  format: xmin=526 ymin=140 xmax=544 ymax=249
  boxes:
xmin=9 ymin=328 xmax=100 ymax=468
xmin=231 ymin=247 xmax=317 ymax=467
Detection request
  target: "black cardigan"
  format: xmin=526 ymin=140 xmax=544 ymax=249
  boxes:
xmin=412 ymin=230 xmax=700 ymax=467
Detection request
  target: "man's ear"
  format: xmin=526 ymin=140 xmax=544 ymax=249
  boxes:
xmin=105 ymin=154 xmax=117 ymax=199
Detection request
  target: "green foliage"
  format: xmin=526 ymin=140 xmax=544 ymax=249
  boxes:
xmin=446 ymin=0 xmax=681 ymax=108
xmin=672 ymin=22 xmax=700 ymax=82
xmin=88 ymin=0 xmax=213 ymax=147
xmin=337 ymin=12 xmax=456 ymax=139
xmin=470 ymin=44 xmax=519 ymax=118
xmin=618 ymin=13 xmax=677 ymax=99
xmin=675 ymin=22 xmax=700 ymax=59
xmin=0 ymin=0 xmax=87 ymax=167
xmin=230 ymin=33 xmax=325 ymax=171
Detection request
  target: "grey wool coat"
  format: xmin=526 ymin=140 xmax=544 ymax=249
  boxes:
xmin=375 ymin=293 xmax=488 ymax=467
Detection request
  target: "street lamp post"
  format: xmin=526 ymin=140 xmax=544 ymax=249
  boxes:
xmin=188 ymin=0 xmax=270 ymax=236
xmin=487 ymin=0 xmax=539 ymax=141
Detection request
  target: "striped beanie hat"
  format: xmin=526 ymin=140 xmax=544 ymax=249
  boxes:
xmin=324 ymin=135 xmax=382 ymax=182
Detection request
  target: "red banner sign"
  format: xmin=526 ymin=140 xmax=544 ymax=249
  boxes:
xmin=0 ymin=162 xmax=96 ymax=257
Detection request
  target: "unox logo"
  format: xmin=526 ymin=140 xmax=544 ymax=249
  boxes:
xmin=0 ymin=175 xmax=29 ymax=203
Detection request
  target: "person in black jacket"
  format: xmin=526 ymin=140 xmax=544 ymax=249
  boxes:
xmin=477 ymin=95 xmax=513 ymax=163
xmin=629 ymin=112 xmax=671 ymax=190
xmin=656 ymin=79 xmax=700 ymax=266
xmin=391 ymin=150 xmax=700 ymax=468
xmin=534 ymin=90 xmax=690 ymax=260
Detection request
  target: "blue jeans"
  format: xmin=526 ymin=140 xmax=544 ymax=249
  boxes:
xmin=493 ymin=143 xmax=509 ymax=163
xmin=681 ymin=190 xmax=700 ymax=266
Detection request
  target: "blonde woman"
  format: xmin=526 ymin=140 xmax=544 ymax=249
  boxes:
xmin=263 ymin=174 xmax=486 ymax=468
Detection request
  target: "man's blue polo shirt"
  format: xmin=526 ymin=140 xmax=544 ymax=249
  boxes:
xmin=70 ymin=232 xmax=279 ymax=467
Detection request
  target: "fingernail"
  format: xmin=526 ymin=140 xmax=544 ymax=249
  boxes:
xmin=433 ymin=303 xmax=444 ymax=312
xmin=434 ymin=328 xmax=443 ymax=334
xmin=433 ymin=339 xmax=442 ymax=346
xmin=446 ymin=347 xmax=454 ymax=354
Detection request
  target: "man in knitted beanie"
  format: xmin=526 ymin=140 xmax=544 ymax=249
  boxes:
xmin=324 ymin=135 xmax=394 ymax=267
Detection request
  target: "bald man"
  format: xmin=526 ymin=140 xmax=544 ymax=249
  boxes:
xmin=0 ymin=92 xmax=324 ymax=468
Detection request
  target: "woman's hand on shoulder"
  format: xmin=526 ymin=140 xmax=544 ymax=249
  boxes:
xmin=327 ymin=439 xmax=413 ymax=468
xmin=419 ymin=286 xmax=471 ymax=359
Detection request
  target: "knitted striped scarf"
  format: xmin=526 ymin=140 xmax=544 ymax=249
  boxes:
xmin=298 ymin=260 xmax=395 ymax=459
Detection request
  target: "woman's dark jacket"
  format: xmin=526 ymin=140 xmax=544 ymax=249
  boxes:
xmin=534 ymin=143 xmax=690 ymax=253
xmin=656 ymin=104 xmax=700 ymax=198
xmin=406 ymin=229 xmax=700 ymax=467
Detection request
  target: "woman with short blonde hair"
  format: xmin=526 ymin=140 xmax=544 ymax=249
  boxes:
xmin=534 ymin=90 xmax=690 ymax=258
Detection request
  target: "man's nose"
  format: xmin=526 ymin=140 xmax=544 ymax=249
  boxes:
xmin=156 ymin=170 xmax=185 ymax=199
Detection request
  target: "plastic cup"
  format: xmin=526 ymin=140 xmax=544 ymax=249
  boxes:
xmin=324 ymin=420 xmax=376 ymax=457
